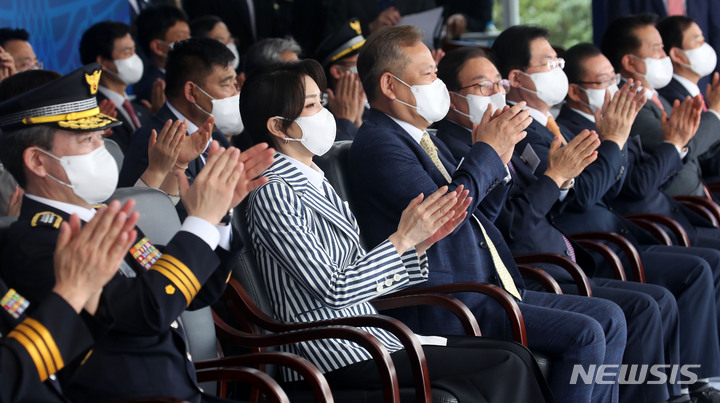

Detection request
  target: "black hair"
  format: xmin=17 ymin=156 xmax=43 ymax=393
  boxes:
xmin=240 ymin=59 xmax=326 ymax=148
xmin=0 ymin=28 xmax=29 ymax=48
xmin=491 ymin=25 xmax=548 ymax=77
xmin=564 ymin=43 xmax=603 ymax=83
xmin=134 ymin=4 xmax=188 ymax=57
xmin=657 ymin=15 xmax=695 ymax=51
xmin=164 ymin=37 xmax=235 ymax=100
xmin=601 ymin=14 xmax=658 ymax=71
xmin=80 ymin=21 xmax=133 ymax=65
xmin=437 ymin=47 xmax=490 ymax=91
xmin=189 ymin=15 xmax=223 ymax=38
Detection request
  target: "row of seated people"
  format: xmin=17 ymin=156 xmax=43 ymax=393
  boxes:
xmin=4 ymin=10 xmax=720 ymax=403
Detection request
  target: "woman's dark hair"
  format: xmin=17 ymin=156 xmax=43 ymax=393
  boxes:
xmin=240 ymin=59 xmax=326 ymax=148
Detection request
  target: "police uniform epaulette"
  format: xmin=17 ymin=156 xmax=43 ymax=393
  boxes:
xmin=30 ymin=212 xmax=63 ymax=229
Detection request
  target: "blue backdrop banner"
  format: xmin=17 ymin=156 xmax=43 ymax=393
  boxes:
xmin=0 ymin=0 xmax=130 ymax=74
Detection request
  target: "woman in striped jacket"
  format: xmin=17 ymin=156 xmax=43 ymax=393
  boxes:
xmin=239 ymin=59 xmax=554 ymax=402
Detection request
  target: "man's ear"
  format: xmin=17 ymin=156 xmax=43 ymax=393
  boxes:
xmin=184 ymin=81 xmax=197 ymax=104
xmin=378 ymin=72 xmax=397 ymax=100
xmin=621 ymin=53 xmax=638 ymax=75
xmin=23 ymin=147 xmax=48 ymax=179
xmin=329 ymin=64 xmax=344 ymax=81
xmin=508 ymin=69 xmax=523 ymax=88
xmin=149 ymin=39 xmax=165 ymax=57
xmin=567 ymin=83 xmax=585 ymax=103
xmin=449 ymin=91 xmax=462 ymax=109
xmin=668 ymin=47 xmax=688 ymax=65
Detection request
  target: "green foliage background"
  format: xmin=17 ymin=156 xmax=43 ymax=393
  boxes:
xmin=493 ymin=0 xmax=593 ymax=50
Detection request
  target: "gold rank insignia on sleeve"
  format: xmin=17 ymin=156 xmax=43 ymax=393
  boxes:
xmin=30 ymin=212 xmax=63 ymax=229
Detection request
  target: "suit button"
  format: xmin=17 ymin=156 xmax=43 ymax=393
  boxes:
xmin=187 ymin=352 xmax=193 ymax=361
xmin=376 ymin=283 xmax=384 ymax=293
xmin=49 ymin=374 xmax=57 ymax=381
xmin=393 ymin=274 xmax=402 ymax=282
xmin=480 ymin=241 xmax=487 ymax=248
xmin=384 ymin=278 xmax=393 ymax=287
xmin=565 ymin=249 xmax=572 ymax=257
xmin=171 ymin=320 xmax=178 ymax=329
xmin=620 ymin=228 xmax=628 ymax=234
xmin=608 ymin=206 xmax=614 ymax=211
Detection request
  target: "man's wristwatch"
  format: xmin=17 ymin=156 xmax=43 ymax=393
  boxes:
xmin=560 ymin=178 xmax=575 ymax=191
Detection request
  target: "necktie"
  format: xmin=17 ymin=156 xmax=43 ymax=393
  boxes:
xmin=666 ymin=0 xmax=685 ymax=15
xmin=474 ymin=216 xmax=522 ymax=300
xmin=546 ymin=116 xmax=566 ymax=145
xmin=650 ymin=93 xmax=665 ymax=112
xmin=700 ymin=94 xmax=708 ymax=112
xmin=122 ymin=99 xmax=142 ymax=130
xmin=562 ymin=235 xmax=577 ymax=262
xmin=420 ymin=132 xmax=452 ymax=183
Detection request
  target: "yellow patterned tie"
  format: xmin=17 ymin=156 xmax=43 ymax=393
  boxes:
xmin=546 ymin=115 xmax=566 ymax=145
xmin=475 ymin=216 xmax=522 ymax=300
xmin=420 ymin=132 xmax=452 ymax=183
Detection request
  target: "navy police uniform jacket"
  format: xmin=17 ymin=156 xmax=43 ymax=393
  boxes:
xmin=0 ymin=196 xmax=236 ymax=403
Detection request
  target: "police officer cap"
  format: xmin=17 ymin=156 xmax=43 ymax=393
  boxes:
xmin=314 ymin=19 xmax=366 ymax=68
xmin=0 ymin=63 xmax=121 ymax=133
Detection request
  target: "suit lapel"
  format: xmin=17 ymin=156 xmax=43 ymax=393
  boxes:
xmin=273 ymin=156 xmax=361 ymax=246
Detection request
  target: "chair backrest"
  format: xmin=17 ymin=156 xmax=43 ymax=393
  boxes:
xmin=104 ymin=138 xmax=124 ymax=170
xmin=108 ymin=187 xmax=181 ymax=245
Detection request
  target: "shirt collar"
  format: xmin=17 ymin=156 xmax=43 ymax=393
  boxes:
xmin=98 ymin=86 xmax=127 ymax=107
xmin=387 ymin=114 xmax=425 ymax=144
xmin=280 ymin=153 xmax=326 ymax=194
xmin=672 ymin=73 xmax=701 ymax=97
xmin=166 ymin=102 xmax=199 ymax=134
xmin=25 ymin=194 xmax=96 ymax=222
xmin=569 ymin=107 xmax=596 ymax=123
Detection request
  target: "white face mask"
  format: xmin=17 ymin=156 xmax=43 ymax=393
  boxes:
xmin=227 ymin=42 xmax=240 ymax=70
xmin=682 ymin=43 xmax=718 ymax=77
xmin=635 ymin=55 xmax=673 ymax=89
xmin=194 ymin=85 xmax=244 ymax=135
xmin=278 ymin=108 xmax=337 ymax=156
xmin=518 ymin=67 xmax=569 ymax=106
xmin=111 ymin=53 xmax=144 ymax=85
xmin=35 ymin=145 xmax=118 ymax=205
xmin=452 ymin=92 xmax=506 ymax=123
xmin=579 ymin=84 xmax=619 ymax=113
xmin=392 ymin=75 xmax=451 ymax=124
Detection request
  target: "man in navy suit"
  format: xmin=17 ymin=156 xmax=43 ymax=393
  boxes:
xmin=348 ymin=25 xmax=628 ymax=403
xmin=657 ymin=16 xmax=720 ymax=183
xmin=601 ymin=14 xmax=720 ymax=197
xmin=133 ymin=5 xmax=190 ymax=109
xmin=79 ymin=21 xmax=151 ymax=152
xmin=436 ymin=46 xmax=685 ymax=402
xmin=551 ymin=41 xmax=720 ymax=401
xmin=121 ymin=38 xmax=236 ymax=189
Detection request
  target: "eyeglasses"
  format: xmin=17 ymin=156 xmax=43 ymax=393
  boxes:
xmin=459 ymin=79 xmax=511 ymax=96
xmin=527 ymin=57 xmax=565 ymax=72
xmin=575 ymin=73 xmax=621 ymax=88
xmin=17 ymin=60 xmax=43 ymax=72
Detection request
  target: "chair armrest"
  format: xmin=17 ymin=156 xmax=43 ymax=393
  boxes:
xmin=195 ymin=367 xmax=289 ymax=403
xmin=674 ymin=195 xmax=720 ymax=225
xmin=388 ymin=283 xmax=527 ymax=346
xmin=212 ymin=319 xmax=400 ymax=403
xmin=372 ymin=293 xmax=481 ymax=336
xmin=516 ymin=264 xmax=563 ymax=295
xmin=626 ymin=213 xmax=690 ymax=247
xmin=571 ymin=232 xmax=646 ymax=283
xmin=676 ymin=200 xmax=719 ymax=227
xmin=514 ymin=253 xmax=592 ymax=297
xmin=624 ymin=218 xmax=673 ymax=246
xmin=572 ymin=239 xmax=627 ymax=282
xmin=196 ymin=352 xmax=332 ymax=403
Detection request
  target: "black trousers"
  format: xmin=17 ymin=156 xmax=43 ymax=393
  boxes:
xmin=323 ymin=335 xmax=555 ymax=403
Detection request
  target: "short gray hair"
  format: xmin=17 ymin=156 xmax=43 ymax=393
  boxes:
xmin=244 ymin=37 xmax=302 ymax=75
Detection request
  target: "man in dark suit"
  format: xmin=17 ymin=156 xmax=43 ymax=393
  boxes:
xmin=601 ymin=14 xmax=720 ymax=197
xmin=349 ymin=25 xmax=628 ymax=403
xmin=324 ymin=0 xmax=437 ymax=39
xmin=121 ymin=37 xmax=238 ymax=189
xmin=657 ymin=16 xmax=720 ymax=183
xmin=80 ymin=21 xmax=151 ymax=152
xmin=0 ymin=63 xmax=273 ymax=402
xmin=0 ymin=204 xmax=134 ymax=403
xmin=133 ymin=5 xmax=190 ymax=108
xmin=553 ymin=42 xmax=720 ymax=401
xmin=436 ymin=46 xmax=687 ymax=402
